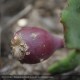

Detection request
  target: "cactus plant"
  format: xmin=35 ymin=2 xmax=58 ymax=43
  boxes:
xmin=48 ymin=0 xmax=80 ymax=74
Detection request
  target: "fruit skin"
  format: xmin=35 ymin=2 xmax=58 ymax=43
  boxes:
xmin=11 ymin=27 xmax=64 ymax=64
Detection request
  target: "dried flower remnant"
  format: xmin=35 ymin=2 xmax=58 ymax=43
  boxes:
xmin=11 ymin=33 xmax=29 ymax=60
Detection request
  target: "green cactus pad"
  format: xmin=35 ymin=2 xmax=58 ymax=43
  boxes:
xmin=61 ymin=0 xmax=80 ymax=49
xmin=48 ymin=50 xmax=80 ymax=74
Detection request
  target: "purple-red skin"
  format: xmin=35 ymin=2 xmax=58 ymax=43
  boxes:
xmin=12 ymin=27 xmax=64 ymax=64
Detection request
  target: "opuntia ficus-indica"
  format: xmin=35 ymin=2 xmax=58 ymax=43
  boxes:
xmin=11 ymin=27 xmax=64 ymax=64
xmin=48 ymin=0 xmax=80 ymax=74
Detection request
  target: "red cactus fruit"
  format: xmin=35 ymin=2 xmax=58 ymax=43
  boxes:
xmin=11 ymin=27 xmax=64 ymax=64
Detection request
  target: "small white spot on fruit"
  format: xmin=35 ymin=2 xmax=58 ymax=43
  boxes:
xmin=26 ymin=52 xmax=30 ymax=55
xmin=14 ymin=36 xmax=18 ymax=40
xmin=25 ymin=44 xmax=29 ymax=51
xmin=43 ymin=45 xmax=45 ymax=47
xmin=40 ymin=59 xmax=44 ymax=62
xmin=30 ymin=33 xmax=38 ymax=39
